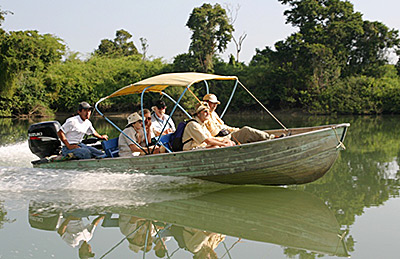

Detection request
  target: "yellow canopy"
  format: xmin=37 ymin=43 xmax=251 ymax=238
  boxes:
xmin=107 ymin=72 xmax=238 ymax=98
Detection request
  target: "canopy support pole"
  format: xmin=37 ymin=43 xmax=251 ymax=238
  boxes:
xmin=95 ymin=98 xmax=147 ymax=154
xmin=99 ymin=221 xmax=146 ymax=259
xmin=238 ymin=81 xmax=289 ymax=132
xmin=151 ymin=85 xmax=190 ymax=153
xmin=152 ymin=222 xmax=172 ymax=259
xmin=141 ymin=85 xmax=155 ymax=153
xmin=220 ymin=79 xmax=239 ymax=119
xmin=204 ymin=80 xmax=209 ymax=94
xmin=143 ymin=222 xmax=150 ymax=259
xmin=161 ymin=92 xmax=192 ymax=119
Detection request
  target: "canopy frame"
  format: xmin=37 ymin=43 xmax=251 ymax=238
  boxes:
xmin=95 ymin=72 xmax=288 ymax=156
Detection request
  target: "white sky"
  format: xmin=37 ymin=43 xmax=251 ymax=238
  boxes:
xmin=1 ymin=0 xmax=400 ymax=64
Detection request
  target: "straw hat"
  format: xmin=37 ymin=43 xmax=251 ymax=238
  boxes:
xmin=126 ymin=112 xmax=142 ymax=127
xmin=203 ymin=94 xmax=220 ymax=104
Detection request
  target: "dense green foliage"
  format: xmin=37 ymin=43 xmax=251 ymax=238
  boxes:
xmin=1 ymin=1 xmax=400 ymax=117
xmin=0 ymin=30 xmax=65 ymax=116
xmin=44 ymin=55 xmax=166 ymax=113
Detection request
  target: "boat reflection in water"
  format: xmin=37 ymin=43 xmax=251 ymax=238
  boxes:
xmin=28 ymin=186 xmax=349 ymax=258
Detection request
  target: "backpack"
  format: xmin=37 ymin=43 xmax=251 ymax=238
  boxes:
xmin=169 ymin=119 xmax=196 ymax=151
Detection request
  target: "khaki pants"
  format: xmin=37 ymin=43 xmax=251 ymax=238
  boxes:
xmin=231 ymin=126 xmax=271 ymax=144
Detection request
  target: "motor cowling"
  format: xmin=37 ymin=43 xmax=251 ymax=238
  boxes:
xmin=28 ymin=121 xmax=62 ymax=158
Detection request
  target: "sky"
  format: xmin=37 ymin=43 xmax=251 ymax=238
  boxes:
xmin=2 ymin=0 xmax=400 ymax=64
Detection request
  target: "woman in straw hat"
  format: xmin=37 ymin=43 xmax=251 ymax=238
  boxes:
xmin=118 ymin=112 xmax=160 ymax=157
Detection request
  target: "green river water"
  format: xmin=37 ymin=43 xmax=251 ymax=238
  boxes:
xmin=0 ymin=114 xmax=399 ymax=258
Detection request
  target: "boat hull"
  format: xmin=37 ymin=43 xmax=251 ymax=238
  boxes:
xmin=32 ymin=123 xmax=349 ymax=185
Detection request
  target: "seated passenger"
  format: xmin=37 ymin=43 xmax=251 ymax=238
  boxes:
xmin=57 ymin=102 xmax=108 ymax=159
xmin=151 ymin=100 xmax=176 ymax=136
xmin=118 ymin=112 xmax=160 ymax=157
xmin=182 ymin=102 xmax=235 ymax=151
xmin=139 ymin=108 xmax=158 ymax=142
xmin=203 ymin=94 xmax=274 ymax=144
xmin=118 ymin=215 xmax=155 ymax=254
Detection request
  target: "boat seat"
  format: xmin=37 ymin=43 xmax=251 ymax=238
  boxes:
xmin=158 ymin=134 xmax=173 ymax=153
xmin=101 ymin=137 xmax=119 ymax=157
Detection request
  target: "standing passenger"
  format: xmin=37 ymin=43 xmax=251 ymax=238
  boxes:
xmin=151 ymin=100 xmax=176 ymax=135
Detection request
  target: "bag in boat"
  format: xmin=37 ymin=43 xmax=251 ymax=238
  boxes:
xmin=169 ymin=119 xmax=196 ymax=151
xmin=216 ymin=128 xmax=230 ymax=137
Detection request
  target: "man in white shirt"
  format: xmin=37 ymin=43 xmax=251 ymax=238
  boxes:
xmin=57 ymin=102 xmax=108 ymax=159
xmin=151 ymin=100 xmax=176 ymax=135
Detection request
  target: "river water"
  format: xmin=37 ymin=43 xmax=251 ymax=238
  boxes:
xmin=0 ymin=114 xmax=399 ymax=259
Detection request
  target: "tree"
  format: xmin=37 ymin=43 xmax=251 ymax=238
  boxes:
xmin=0 ymin=30 xmax=65 ymax=116
xmin=186 ymin=3 xmax=234 ymax=72
xmin=347 ymin=21 xmax=400 ymax=77
xmin=278 ymin=0 xmax=400 ymax=78
xmin=94 ymin=29 xmax=138 ymax=58
xmin=224 ymin=3 xmax=247 ymax=62
xmin=0 ymin=6 xmax=12 ymax=28
xmin=247 ymin=0 xmax=400 ymax=111
xmin=140 ymin=37 xmax=149 ymax=60
xmin=0 ymin=30 xmax=65 ymax=97
xmin=171 ymin=53 xmax=201 ymax=72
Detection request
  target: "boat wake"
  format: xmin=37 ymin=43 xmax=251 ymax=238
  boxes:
xmin=0 ymin=141 xmax=226 ymax=211
xmin=0 ymin=141 xmax=38 ymax=168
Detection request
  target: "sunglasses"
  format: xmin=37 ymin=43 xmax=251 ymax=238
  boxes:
xmin=146 ymin=117 xmax=152 ymax=121
xmin=157 ymin=106 xmax=166 ymax=109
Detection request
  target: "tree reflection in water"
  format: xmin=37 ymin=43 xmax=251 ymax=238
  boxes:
xmin=287 ymin=116 xmax=400 ymax=258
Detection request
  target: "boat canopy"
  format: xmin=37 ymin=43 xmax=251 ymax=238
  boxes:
xmin=107 ymin=72 xmax=238 ymax=98
xmin=95 ymin=71 xmax=288 ymax=155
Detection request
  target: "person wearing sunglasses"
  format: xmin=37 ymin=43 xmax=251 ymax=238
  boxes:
xmin=139 ymin=108 xmax=158 ymax=144
xmin=151 ymin=100 xmax=176 ymax=136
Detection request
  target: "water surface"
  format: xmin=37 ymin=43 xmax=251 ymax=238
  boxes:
xmin=0 ymin=114 xmax=399 ymax=258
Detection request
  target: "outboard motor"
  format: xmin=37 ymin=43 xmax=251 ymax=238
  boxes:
xmin=28 ymin=201 xmax=62 ymax=231
xmin=28 ymin=121 xmax=62 ymax=158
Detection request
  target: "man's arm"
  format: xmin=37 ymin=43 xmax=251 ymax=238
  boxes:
xmin=92 ymin=215 xmax=105 ymax=226
xmin=57 ymin=216 xmax=74 ymax=236
xmin=204 ymin=137 xmax=235 ymax=148
xmin=92 ymin=131 xmax=108 ymax=141
xmin=57 ymin=130 xmax=79 ymax=150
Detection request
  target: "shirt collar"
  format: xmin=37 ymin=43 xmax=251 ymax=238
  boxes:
xmin=76 ymin=114 xmax=84 ymax=123
xmin=195 ymin=116 xmax=206 ymax=126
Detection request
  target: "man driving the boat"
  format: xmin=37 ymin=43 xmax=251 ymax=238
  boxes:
xmin=57 ymin=102 xmax=108 ymax=159
xmin=182 ymin=102 xmax=235 ymax=151
xmin=118 ymin=112 xmax=160 ymax=157
xmin=203 ymin=94 xmax=274 ymax=144
xmin=151 ymin=100 xmax=176 ymax=136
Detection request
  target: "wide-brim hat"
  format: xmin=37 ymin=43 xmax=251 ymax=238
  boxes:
xmin=128 ymin=243 xmax=143 ymax=253
xmin=203 ymin=94 xmax=220 ymax=104
xmin=126 ymin=112 xmax=142 ymax=127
